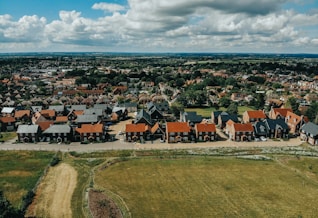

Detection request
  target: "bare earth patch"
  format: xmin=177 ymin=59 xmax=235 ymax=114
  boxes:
xmin=89 ymin=189 xmax=122 ymax=218
xmin=26 ymin=163 xmax=77 ymax=218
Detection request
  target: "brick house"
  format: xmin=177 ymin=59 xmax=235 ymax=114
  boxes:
xmin=14 ymin=110 xmax=31 ymax=123
xmin=43 ymin=124 xmax=72 ymax=143
xmin=166 ymin=122 xmax=192 ymax=143
xmin=150 ymin=122 xmax=165 ymax=141
xmin=75 ymin=123 xmax=105 ymax=142
xmin=268 ymin=107 xmax=293 ymax=119
xmin=16 ymin=124 xmax=41 ymax=143
xmin=242 ymin=110 xmax=267 ymax=123
xmin=0 ymin=116 xmax=16 ymax=131
xmin=228 ymin=122 xmax=254 ymax=141
xmin=194 ymin=123 xmax=217 ymax=142
xmin=300 ymin=122 xmax=318 ymax=145
xmin=125 ymin=123 xmax=149 ymax=142
xmin=285 ymin=111 xmax=307 ymax=135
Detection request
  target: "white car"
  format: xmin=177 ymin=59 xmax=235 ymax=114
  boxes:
xmin=260 ymin=136 xmax=267 ymax=141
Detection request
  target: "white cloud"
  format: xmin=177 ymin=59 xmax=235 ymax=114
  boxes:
xmin=92 ymin=2 xmax=125 ymax=13
xmin=0 ymin=0 xmax=318 ymax=53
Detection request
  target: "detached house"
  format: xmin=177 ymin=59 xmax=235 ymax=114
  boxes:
xmin=125 ymin=123 xmax=149 ymax=142
xmin=14 ymin=110 xmax=31 ymax=123
xmin=16 ymin=124 xmax=40 ymax=143
xmin=150 ymin=122 xmax=165 ymax=141
xmin=43 ymin=124 xmax=72 ymax=143
xmin=166 ymin=122 xmax=192 ymax=143
xmin=264 ymin=119 xmax=289 ymax=139
xmin=242 ymin=110 xmax=267 ymax=123
xmin=300 ymin=122 xmax=318 ymax=145
xmin=75 ymin=123 xmax=104 ymax=142
xmin=0 ymin=116 xmax=16 ymax=131
xmin=195 ymin=123 xmax=217 ymax=142
xmin=269 ymin=108 xmax=293 ymax=119
xmin=285 ymin=111 xmax=307 ymax=135
xmin=228 ymin=122 xmax=254 ymax=141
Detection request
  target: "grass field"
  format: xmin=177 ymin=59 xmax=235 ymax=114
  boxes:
xmin=185 ymin=106 xmax=254 ymax=117
xmin=0 ymin=151 xmax=55 ymax=208
xmin=95 ymin=156 xmax=318 ymax=217
xmin=0 ymin=132 xmax=17 ymax=141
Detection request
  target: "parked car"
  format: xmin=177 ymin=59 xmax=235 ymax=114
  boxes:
xmin=260 ymin=136 xmax=267 ymax=141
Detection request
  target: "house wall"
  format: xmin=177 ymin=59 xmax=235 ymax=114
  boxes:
xmin=167 ymin=132 xmax=189 ymax=143
xmin=125 ymin=132 xmax=145 ymax=142
xmin=80 ymin=132 xmax=103 ymax=142
xmin=45 ymin=133 xmax=71 ymax=142
xmin=18 ymin=133 xmax=39 ymax=143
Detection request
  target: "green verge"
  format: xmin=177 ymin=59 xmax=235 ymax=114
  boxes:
xmin=0 ymin=151 xmax=55 ymax=208
xmin=94 ymin=156 xmax=318 ymax=218
xmin=185 ymin=106 xmax=254 ymax=117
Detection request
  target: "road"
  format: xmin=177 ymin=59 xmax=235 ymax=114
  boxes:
xmin=0 ymin=135 xmax=302 ymax=152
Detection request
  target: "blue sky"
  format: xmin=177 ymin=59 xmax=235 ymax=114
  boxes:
xmin=0 ymin=0 xmax=318 ymax=53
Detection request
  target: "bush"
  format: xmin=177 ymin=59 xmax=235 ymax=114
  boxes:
xmin=21 ymin=190 xmax=35 ymax=212
xmin=50 ymin=157 xmax=61 ymax=166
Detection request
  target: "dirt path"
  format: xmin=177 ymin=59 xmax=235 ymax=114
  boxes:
xmin=29 ymin=163 xmax=78 ymax=218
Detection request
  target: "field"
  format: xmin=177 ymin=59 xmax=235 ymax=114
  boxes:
xmin=95 ymin=156 xmax=318 ymax=217
xmin=0 ymin=150 xmax=55 ymax=208
xmin=185 ymin=106 xmax=254 ymax=117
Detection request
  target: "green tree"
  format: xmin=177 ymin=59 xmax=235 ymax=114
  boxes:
xmin=227 ymin=102 xmax=238 ymax=114
xmin=170 ymin=102 xmax=184 ymax=118
xmin=219 ymin=97 xmax=231 ymax=108
xmin=287 ymin=97 xmax=300 ymax=114
xmin=305 ymin=102 xmax=318 ymax=122
xmin=0 ymin=191 xmax=22 ymax=217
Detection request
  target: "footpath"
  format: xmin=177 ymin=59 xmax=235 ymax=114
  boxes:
xmin=0 ymin=137 xmax=302 ymax=152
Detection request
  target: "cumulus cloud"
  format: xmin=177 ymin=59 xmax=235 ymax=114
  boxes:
xmin=92 ymin=2 xmax=125 ymax=13
xmin=1 ymin=0 xmax=318 ymax=52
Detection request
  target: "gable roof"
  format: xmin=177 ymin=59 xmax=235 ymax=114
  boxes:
xmin=125 ymin=123 xmax=148 ymax=133
xmin=183 ymin=112 xmax=202 ymax=123
xmin=84 ymin=108 xmax=103 ymax=116
xmin=253 ymin=121 xmax=268 ymax=134
xmin=43 ymin=124 xmax=71 ymax=134
xmin=166 ymin=122 xmax=191 ymax=133
xmin=195 ymin=123 xmax=216 ymax=132
xmin=37 ymin=121 xmax=54 ymax=131
xmin=48 ymin=105 xmax=65 ymax=112
xmin=76 ymin=123 xmax=103 ymax=134
xmin=76 ymin=115 xmax=98 ymax=123
xmin=70 ymin=105 xmax=87 ymax=111
xmin=272 ymin=108 xmax=293 ymax=117
xmin=286 ymin=111 xmax=303 ymax=125
xmin=14 ymin=110 xmax=31 ymax=118
xmin=135 ymin=109 xmax=152 ymax=125
xmin=1 ymin=107 xmax=15 ymax=114
xmin=41 ymin=109 xmax=56 ymax=117
xmin=245 ymin=110 xmax=266 ymax=119
xmin=55 ymin=116 xmax=68 ymax=123
xmin=265 ymin=119 xmax=288 ymax=130
xmin=301 ymin=122 xmax=318 ymax=136
xmin=151 ymin=122 xmax=164 ymax=134
xmin=17 ymin=124 xmax=39 ymax=134
xmin=219 ymin=114 xmax=239 ymax=123
xmin=233 ymin=123 xmax=254 ymax=132
xmin=31 ymin=106 xmax=42 ymax=112
xmin=0 ymin=116 xmax=16 ymax=123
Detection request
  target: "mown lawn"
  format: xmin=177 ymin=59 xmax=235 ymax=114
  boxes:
xmin=0 ymin=150 xmax=55 ymax=208
xmin=95 ymin=157 xmax=318 ymax=217
xmin=0 ymin=132 xmax=17 ymax=141
xmin=185 ymin=106 xmax=254 ymax=117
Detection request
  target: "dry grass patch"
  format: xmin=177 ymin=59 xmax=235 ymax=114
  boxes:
xmin=0 ymin=150 xmax=55 ymax=208
xmin=95 ymin=157 xmax=318 ymax=217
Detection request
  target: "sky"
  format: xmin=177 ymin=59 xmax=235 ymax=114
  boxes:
xmin=0 ymin=0 xmax=318 ymax=53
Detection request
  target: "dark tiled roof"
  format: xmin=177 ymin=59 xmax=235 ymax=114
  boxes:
xmin=301 ymin=122 xmax=318 ymax=136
